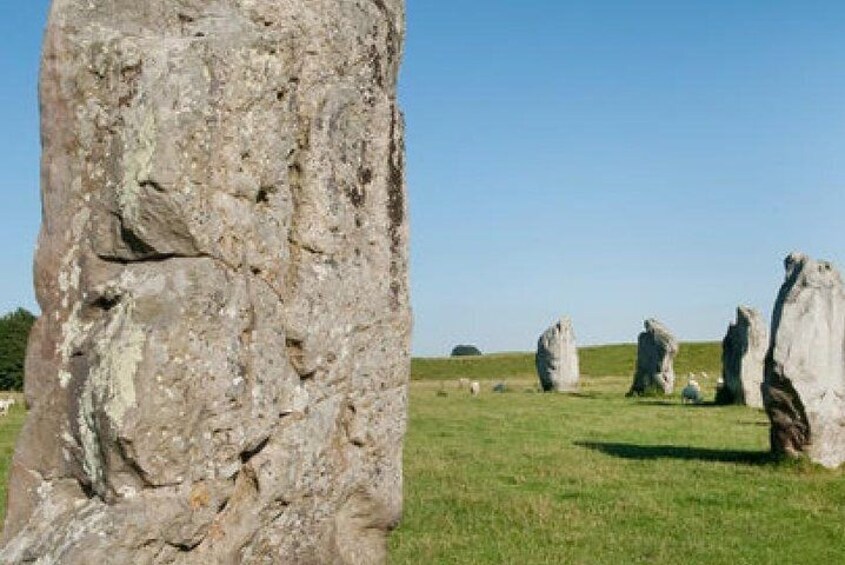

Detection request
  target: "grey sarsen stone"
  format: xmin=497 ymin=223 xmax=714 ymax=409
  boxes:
xmin=536 ymin=318 xmax=579 ymax=392
xmin=763 ymin=253 xmax=845 ymax=468
xmin=719 ymin=306 xmax=767 ymax=407
xmin=628 ymin=319 xmax=678 ymax=396
xmin=1 ymin=1 xmax=410 ymax=562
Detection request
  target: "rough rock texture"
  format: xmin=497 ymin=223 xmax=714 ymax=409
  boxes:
xmin=762 ymin=253 xmax=845 ymax=468
xmin=719 ymin=306 xmax=767 ymax=407
xmin=535 ymin=318 xmax=579 ymax=392
xmin=1 ymin=0 xmax=409 ymax=563
xmin=627 ymin=319 xmax=678 ymax=396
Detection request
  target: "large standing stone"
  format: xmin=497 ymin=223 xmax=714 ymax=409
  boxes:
xmin=762 ymin=253 xmax=845 ymax=468
xmin=1 ymin=1 xmax=409 ymax=562
xmin=719 ymin=306 xmax=768 ymax=407
xmin=627 ymin=319 xmax=678 ymax=396
xmin=535 ymin=318 xmax=579 ymax=392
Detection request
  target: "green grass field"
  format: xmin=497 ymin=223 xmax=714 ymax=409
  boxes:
xmin=411 ymin=342 xmax=722 ymax=382
xmin=1 ymin=344 xmax=843 ymax=563
xmin=392 ymin=344 xmax=845 ymax=564
xmin=0 ymin=395 xmax=25 ymax=523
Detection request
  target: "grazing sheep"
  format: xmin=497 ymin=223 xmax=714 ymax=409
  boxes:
xmin=469 ymin=381 xmax=481 ymax=396
xmin=681 ymin=379 xmax=703 ymax=404
xmin=0 ymin=398 xmax=14 ymax=416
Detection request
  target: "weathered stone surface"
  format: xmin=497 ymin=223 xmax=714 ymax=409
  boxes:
xmin=762 ymin=253 xmax=845 ymax=468
xmin=719 ymin=306 xmax=767 ymax=407
xmin=535 ymin=318 xmax=579 ymax=392
xmin=627 ymin=319 xmax=678 ymax=396
xmin=1 ymin=1 xmax=409 ymax=562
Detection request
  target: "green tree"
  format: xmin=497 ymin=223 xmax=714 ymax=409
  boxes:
xmin=450 ymin=344 xmax=482 ymax=357
xmin=0 ymin=308 xmax=36 ymax=391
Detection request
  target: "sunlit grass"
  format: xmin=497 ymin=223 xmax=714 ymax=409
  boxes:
xmin=412 ymin=341 xmax=722 ymax=382
xmin=0 ymin=394 xmax=25 ymax=524
xmin=392 ymin=347 xmax=845 ymax=564
xmin=2 ymin=345 xmax=843 ymax=563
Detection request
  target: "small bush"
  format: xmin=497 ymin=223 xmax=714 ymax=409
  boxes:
xmin=450 ymin=345 xmax=482 ymax=357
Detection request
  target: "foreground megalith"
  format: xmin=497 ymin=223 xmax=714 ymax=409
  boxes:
xmin=535 ymin=318 xmax=579 ymax=392
xmin=1 ymin=0 xmax=409 ymax=562
xmin=627 ymin=319 xmax=678 ymax=396
xmin=762 ymin=253 xmax=845 ymax=468
xmin=719 ymin=306 xmax=767 ymax=407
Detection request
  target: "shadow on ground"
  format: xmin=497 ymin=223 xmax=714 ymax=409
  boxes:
xmin=736 ymin=420 xmax=769 ymax=427
xmin=632 ymin=400 xmax=725 ymax=408
xmin=575 ymin=441 xmax=773 ymax=465
xmin=566 ymin=392 xmax=602 ymax=400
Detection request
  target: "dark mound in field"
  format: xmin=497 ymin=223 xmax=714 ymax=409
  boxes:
xmin=451 ymin=345 xmax=482 ymax=357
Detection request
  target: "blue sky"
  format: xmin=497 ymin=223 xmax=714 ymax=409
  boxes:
xmin=2 ymin=2 xmax=844 ymax=356
xmin=0 ymin=1 xmax=46 ymax=321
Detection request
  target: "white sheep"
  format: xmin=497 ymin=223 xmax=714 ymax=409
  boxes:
xmin=0 ymin=398 xmax=14 ymax=416
xmin=681 ymin=379 xmax=703 ymax=404
xmin=469 ymin=381 xmax=480 ymax=396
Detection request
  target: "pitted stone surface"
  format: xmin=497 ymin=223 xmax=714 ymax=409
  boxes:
xmin=1 ymin=1 xmax=409 ymax=562
xmin=763 ymin=253 xmax=845 ymax=468
xmin=535 ymin=318 xmax=579 ymax=392
xmin=720 ymin=306 xmax=767 ymax=407
xmin=627 ymin=319 xmax=678 ymax=396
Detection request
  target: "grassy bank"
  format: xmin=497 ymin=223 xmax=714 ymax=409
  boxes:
xmin=0 ymin=396 xmax=25 ymax=522
xmin=412 ymin=341 xmax=722 ymax=382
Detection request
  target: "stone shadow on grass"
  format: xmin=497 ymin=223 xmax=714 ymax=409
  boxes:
xmin=633 ymin=400 xmax=720 ymax=408
xmin=566 ymin=392 xmax=601 ymax=400
xmin=575 ymin=441 xmax=773 ymax=465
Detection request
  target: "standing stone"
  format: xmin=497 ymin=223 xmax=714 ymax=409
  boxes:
xmin=535 ymin=318 xmax=579 ymax=392
xmin=627 ymin=319 xmax=678 ymax=396
xmin=762 ymin=253 xmax=845 ymax=468
xmin=1 ymin=1 xmax=409 ymax=563
xmin=719 ymin=306 xmax=767 ymax=407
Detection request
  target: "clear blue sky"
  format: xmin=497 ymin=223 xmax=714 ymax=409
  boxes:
xmin=2 ymin=2 xmax=844 ymax=356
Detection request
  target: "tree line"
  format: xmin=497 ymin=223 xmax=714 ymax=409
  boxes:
xmin=0 ymin=308 xmax=36 ymax=391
